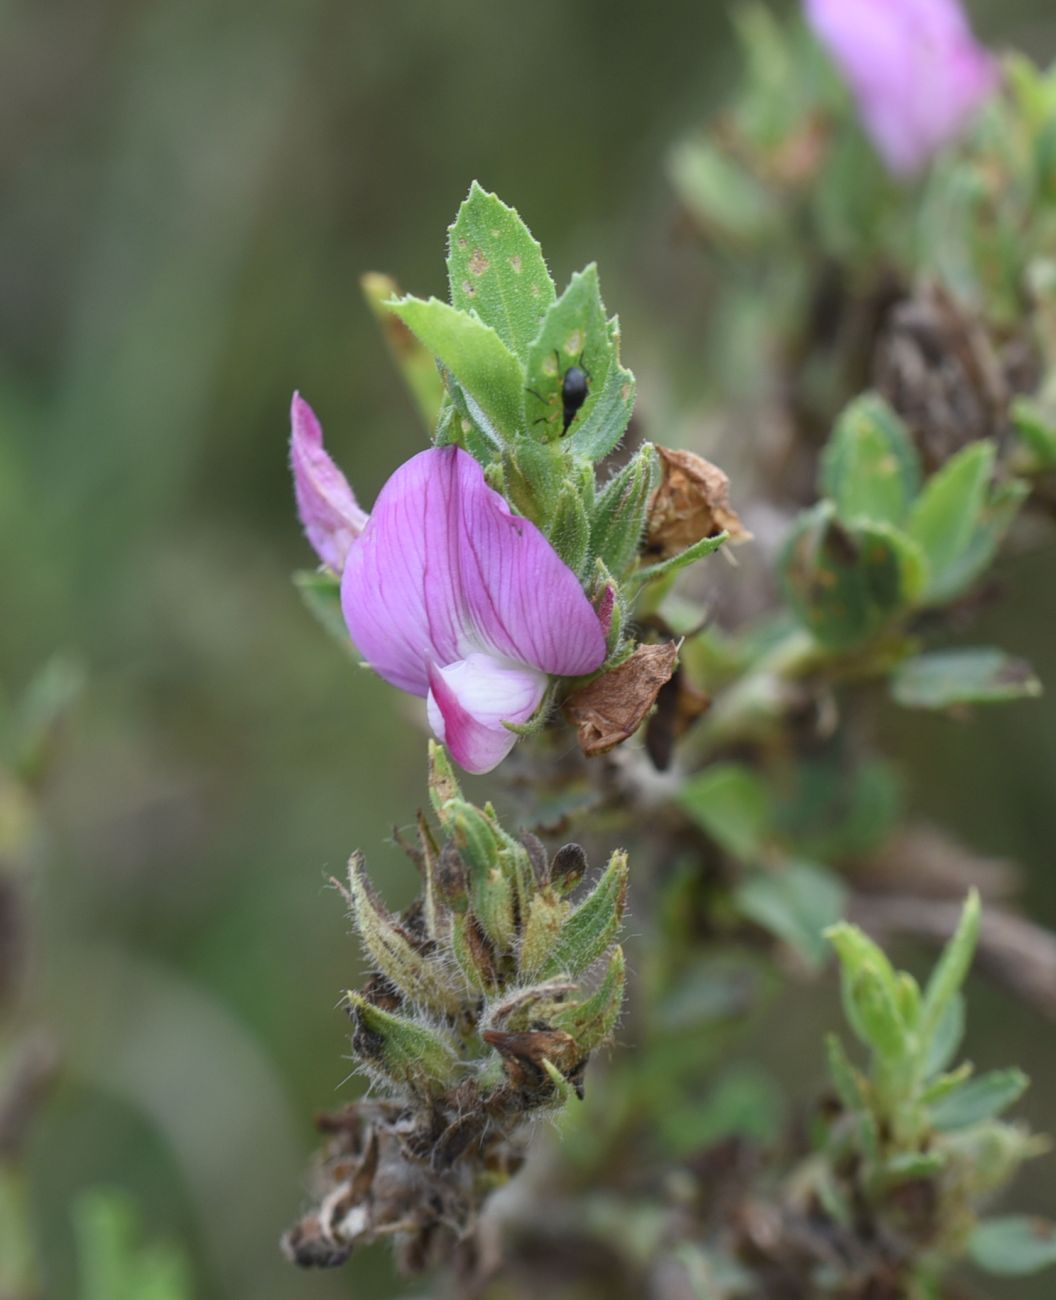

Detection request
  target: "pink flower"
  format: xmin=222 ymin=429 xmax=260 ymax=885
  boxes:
xmin=290 ymin=396 xmax=607 ymax=773
xmin=804 ymin=0 xmax=998 ymax=176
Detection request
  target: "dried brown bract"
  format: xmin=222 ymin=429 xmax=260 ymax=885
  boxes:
xmin=645 ymin=446 xmax=750 ymax=561
xmin=565 ymin=643 xmax=679 ymax=757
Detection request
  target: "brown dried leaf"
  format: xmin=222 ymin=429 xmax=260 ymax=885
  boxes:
xmin=645 ymin=446 xmax=750 ymax=561
xmin=564 ymin=643 xmax=678 ymax=757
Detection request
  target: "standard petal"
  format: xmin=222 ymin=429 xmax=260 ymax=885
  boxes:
xmin=341 ymin=446 xmax=606 ymax=696
xmin=426 ymin=655 xmax=547 ymax=774
xmin=290 ymin=393 xmax=368 ymax=572
xmin=438 ymin=446 xmax=607 ymax=675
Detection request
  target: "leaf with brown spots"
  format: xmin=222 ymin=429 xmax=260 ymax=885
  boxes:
xmin=645 ymin=446 xmax=750 ymax=561
xmin=564 ymin=643 xmax=679 ymax=757
xmin=447 ymin=182 xmax=555 ymax=360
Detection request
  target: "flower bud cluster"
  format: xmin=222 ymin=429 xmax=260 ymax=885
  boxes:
xmin=282 ymin=744 xmax=627 ymax=1271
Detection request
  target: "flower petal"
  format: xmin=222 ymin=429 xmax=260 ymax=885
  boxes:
xmin=805 ymin=0 xmax=997 ymax=175
xmin=341 ymin=445 xmax=606 ymax=696
xmin=426 ymin=655 xmax=547 ymax=774
xmin=290 ymin=393 xmax=368 ymax=572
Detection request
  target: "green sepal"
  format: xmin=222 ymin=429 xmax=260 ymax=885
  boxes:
xmin=547 ymin=482 xmax=591 ymax=574
xmin=540 ymin=1057 xmax=581 ymax=1106
xmin=427 ymin=740 xmax=462 ymax=818
xmin=537 ymin=849 xmax=629 ymax=979
xmin=503 ymin=439 xmax=565 ymax=527
xmin=930 ymin=1069 xmax=1029 ymax=1131
xmin=589 ymin=444 xmax=657 ymax=579
xmin=345 ymin=853 xmax=463 ymax=1017
xmin=446 ymin=800 xmax=516 ymax=953
xmin=552 ymin=946 xmax=625 ymax=1053
xmin=447 ymin=181 xmax=555 ymax=361
xmin=345 ymin=992 xmax=459 ymax=1094
xmin=450 ymin=912 xmax=498 ymax=995
xmin=518 ymin=889 xmax=569 ymax=980
xmin=847 ymin=965 xmax=908 ymax=1062
xmin=632 ymin=530 xmax=728 ymax=589
xmin=360 ymin=272 xmax=445 ymax=430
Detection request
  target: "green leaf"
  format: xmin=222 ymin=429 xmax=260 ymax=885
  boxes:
xmin=563 ymin=316 xmax=637 ymax=462
xmin=908 ymin=444 xmax=992 ymax=579
xmin=936 ymin=477 xmax=1029 ymax=600
xmin=969 ymin=1216 xmax=1056 ymax=1276
xmin=921 ymin=889 xmax=981 ymax=1041
xmin=905 ymin=443 xmax=1004 ymax=603
xmin=74 ymin=1189 xmax=192 ymax=1300
xmin=1012 ymin=396 xmax=1056 ymax=469
xmin=293 ymin=570 xmax=353 ymax=653
xmin=930 ymin=1069 xmax=1029 ymax=1131
xmin=924 ymin=993 xmax=965 ymax=1078
xmin=734 ymin=861 xmax=847 ymax=969
xmin=360 ymin=272 xmax=445 ymax=429
xmin=539 ymin=849 xmax=628 ymax=979
xmin=388 ymin=295 xmax=525 ymax=444
xmin=678 ymin=763 xmax=771 ymax=861
xmin=668 ymin=139 xmax=780 ymax=249
xmin=820 ymin=393 xmax=921 ymax=527
xmin=892 ymin=648 xmax=1042 ymax=710
xmin=447 ymin=182 xmax=555 ymax=361
xmin=525 ymin=265 xmax=612 ymax=442
xmin=779 ymin=503 xmax=925 ymax=650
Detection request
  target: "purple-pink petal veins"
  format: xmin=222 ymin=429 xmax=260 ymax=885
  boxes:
xmin=804 ymin=0 xmax=998 ymax=176
xmin=290 ymin=394 xmax=368 ymax=573
xmin=340 ymin=444 xmax=607 ymax=769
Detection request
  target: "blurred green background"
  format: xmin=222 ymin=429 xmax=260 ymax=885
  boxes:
xmin=2 ymin=1 xmax=1055 ymax=1296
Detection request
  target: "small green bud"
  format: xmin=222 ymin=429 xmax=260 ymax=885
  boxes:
xmin=552 ymin=946 xmax=625 ymax=1053
xmin=538 ymin=849 xmax=629 ymax=979
xmin=518 ymin=889 xmax=569 ymax=979
xmin=346 ymin=993 xmax=459 ymax=1094
xmin=346 ymin=854 xmax=462 ymax=1017
xmin=548 ymin=483 xmax=591 ymax=575
xmin=428 ymin=741 xmax=462 ymax=817
xmin=549 ymin=843 xmax=589 ymax=896
xmin=450 ymin=912 xmax=498 ymax=994
xmin=590 ymin=444 xmax=657 ymax=579
xmin=848 ymin=965 xmax=907 ymax=1062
